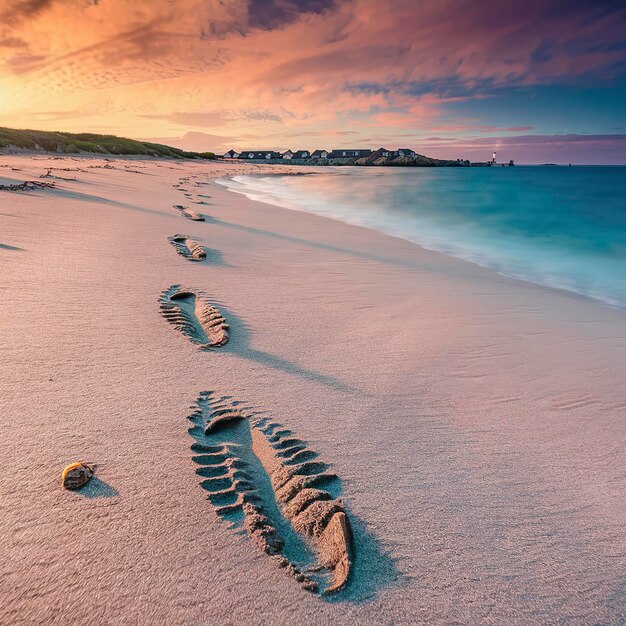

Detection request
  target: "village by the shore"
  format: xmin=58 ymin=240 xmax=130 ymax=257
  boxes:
xmin=221 ymin=147 xmax=515 ymax=167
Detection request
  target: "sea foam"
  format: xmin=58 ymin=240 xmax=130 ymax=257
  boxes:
xmin=218 ymin=166 xmax=626 ymax=309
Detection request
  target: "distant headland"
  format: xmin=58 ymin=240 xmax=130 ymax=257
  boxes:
xmin=222 ymin=147 xmax=513 ymax=167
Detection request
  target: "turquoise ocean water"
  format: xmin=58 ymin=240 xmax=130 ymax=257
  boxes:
xmin=218 ymin=166 xmax=626 ymax=309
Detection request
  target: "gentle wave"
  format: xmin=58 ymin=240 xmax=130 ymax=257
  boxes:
xmin=217 ymin=167 xmax=626 ymax=309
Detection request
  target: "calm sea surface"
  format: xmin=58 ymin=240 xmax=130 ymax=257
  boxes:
xmin=218 ymin=166 xmax=626 ymax=309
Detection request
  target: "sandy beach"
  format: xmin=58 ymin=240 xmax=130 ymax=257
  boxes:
xmin=1 ymin=154 xmax=626 ymax=624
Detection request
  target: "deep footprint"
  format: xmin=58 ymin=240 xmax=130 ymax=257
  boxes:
xmin=174 ymin=204 xmax=204 ymax=221
xmin=159 ymin=285 xmax=229 ymax=349
xmin=187 ymin=391 xmax=353 ymax=594
xmin=168 ymin=234 xmax=207 ymax=261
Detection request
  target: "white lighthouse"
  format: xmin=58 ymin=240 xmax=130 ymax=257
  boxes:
xmin=492 ymin=151 xmax=497 ymax=164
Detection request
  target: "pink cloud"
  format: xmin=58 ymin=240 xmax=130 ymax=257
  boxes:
xmin=0 ymin=0 xmax=624 ymax=158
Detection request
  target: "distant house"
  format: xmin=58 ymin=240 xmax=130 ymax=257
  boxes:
xmin=239 ymin=150 xmax=281 ymax=160
xmin=371 ymin=147 xmax=391 ymax=158
xmin=223 ymin=149 xmax=239 ymax=158
xmin=311 ymin=149 xmax=328 ymax=158
xmin=292 ymin=150 xmax=310 ymax=159
xmin=396 ymin=148 xmax=416 ymax=157
xmin=328 ymin=149 xmax=372 ymax=158
xmin=282 ymin=149 xmax=294 ymax=159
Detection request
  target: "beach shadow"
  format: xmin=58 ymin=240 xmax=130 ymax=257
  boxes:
xmin=325 ymin=513 xmax=400 ymax=603
xmin=52 ymin=186 xmax=225 ymax=223
xmin=210 ymin=217 xmax=436 ymax=272
xmin=187 ymin=393 xmax=399 ymax=601
xmin=0 ymin=243 xmax=23 ymax=251
xmin=78 ymin=477 xmax=119 ymax=498
xmin=214 ymin=300 xmax=358 ymax=394
xmin=52 ymin=188 xmax=149 ymax=210
xmin=44 ymin=186 xmax=177 ymax=220
xmin=200 ymin=247 xmax=231 ymax=268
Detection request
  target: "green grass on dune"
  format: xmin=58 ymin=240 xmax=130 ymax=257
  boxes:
xmin=0 ymin=127 xmax=215 ymax=159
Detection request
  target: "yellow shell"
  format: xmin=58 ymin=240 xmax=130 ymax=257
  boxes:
xmin=62 ymin=462 xmax=94 ymax=490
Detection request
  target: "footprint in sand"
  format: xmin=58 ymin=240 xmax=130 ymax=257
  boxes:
xmin=187 ymin=391 xmax=353 ymax=595
xmin=174 ymin=204 xmax=205 ymax=221
xmin=168 ymin=234 xmax=207 ymax=261
xmin=159 ymin=285 xmax=229 ymax=349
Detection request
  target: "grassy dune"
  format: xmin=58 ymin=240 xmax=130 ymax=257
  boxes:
xmin=0 ymin=127 xmax=214 ymax=159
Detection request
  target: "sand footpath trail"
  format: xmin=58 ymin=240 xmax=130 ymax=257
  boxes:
xmin=1 ymin=155 xmax=626 ymax=624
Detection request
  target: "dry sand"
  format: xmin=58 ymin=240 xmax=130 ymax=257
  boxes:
xmin=1 ymin=154 xmax=625 ymax=624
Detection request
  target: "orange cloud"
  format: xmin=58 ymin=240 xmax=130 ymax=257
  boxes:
xmin=0 ymin=0 xmax=624 ymax=153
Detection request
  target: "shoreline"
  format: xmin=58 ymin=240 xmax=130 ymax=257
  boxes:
xmin=2 ymin=154 xmax=626 ymax=624
xmin=216 ymin=168 xmax=626 ymax=314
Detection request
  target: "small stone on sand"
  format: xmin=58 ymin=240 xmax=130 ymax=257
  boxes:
xmin=62 ymin=462 xmax=94 ymax=490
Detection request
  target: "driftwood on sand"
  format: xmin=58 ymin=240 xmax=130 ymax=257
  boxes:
xmin=0 ymin=181 xmax=55 ymax=192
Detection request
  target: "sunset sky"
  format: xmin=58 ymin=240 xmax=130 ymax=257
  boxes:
xmin=1 ymin=0 xmax=625 ymax=163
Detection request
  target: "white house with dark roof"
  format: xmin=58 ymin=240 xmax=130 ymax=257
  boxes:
xmin=311 ymin=149 xmax=328 ymax=158
xmin=328 ymin=149 xmax=372 ymax=158
xmin=282 ymin=149 xmax=294 ymax=159
xmin=223 ymin=149 xmax=239 ymax=158
xmin=372 ymin=147 xmax=391 ymax=157
xmin=238 ymin=150 xmax=282 ymax=159
xmin=292 ymin=150 xmax=310 ymax=159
